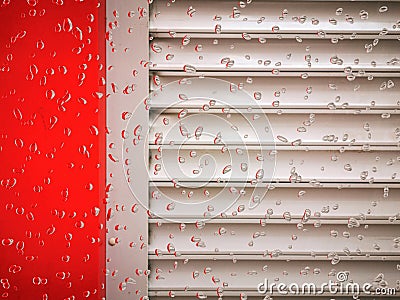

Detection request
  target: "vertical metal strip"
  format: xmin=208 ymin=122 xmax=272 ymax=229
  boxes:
xmin=106 ymin=1 xmax=149 ymax=299
xmin=97 ymin=1 xmax=107 ymax=296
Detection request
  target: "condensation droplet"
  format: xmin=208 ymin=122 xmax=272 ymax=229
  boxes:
xmin=379 ymin=5 xmax=388 ymax=13
xmin=183 ymin=64 xmax=196 ymax=73
xmin=253 ymin=92 xmax=262 ymax=101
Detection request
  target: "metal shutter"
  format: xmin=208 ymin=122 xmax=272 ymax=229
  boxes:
xmin=106 ymin=1 xmax=400 ymax=299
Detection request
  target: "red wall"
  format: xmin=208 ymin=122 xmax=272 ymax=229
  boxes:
xmin=0 ymin=1 xmax=105 ymax=299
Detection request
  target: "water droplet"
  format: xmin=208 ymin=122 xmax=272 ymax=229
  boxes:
xmin=183 ymin=64 xmax=196 ymax=73
xmin=181 ymin=35 xmax=191 ymax=46
xmin=178 ymin=109 xmax=188 ymax=119
xmin=297 ymin=190 xmax=306 ymax=197
xmin=14 ymin=138 xmax=24 ymax=148
xmin=272 ymin=25 xmax=279 ymax=32
xmin=150 ymin=43 xmax=162 ymax=53
xmin=379 ymin=5 xmax=388 ymax=13
xmin=242 ymin=33 xmax=251 ymax=41
xmin=186 ymin=6 xmax=196 ymax=17
xmin=32 ymin=277 xmax=42 ymax=285
xmin=89 ymin=125 xmax=99 ymax=136
xmin=222 ymin=165 xmax=232 ymax=174
xmin=277 ymin=135 xmax=288 ymax=143
xmin=255 ymin=169 xmax=264 ymax=180
xmin=194 ymin=126 xmax=203 ymax=138
xmin=344 ymin=164 xmax=352 ymax=171
xmin=297 ymin=126 xmax=306 ymax=132
xmin=253 ymin=91 xmax=262 ymax=100
xmin=196 ymin=292 xmax=207 ymax=299
xmin=1 ymin=238 xmax=14 ymax=246
xmin=62 ymin=17 xmax=73 ymax=32
xmin=258 ymin=37 xmax=267 ymax=44
xmin=46 ymin=90 xmax=55 ymax=100
xmin=283 ymin=212 xmax=291 ymax=221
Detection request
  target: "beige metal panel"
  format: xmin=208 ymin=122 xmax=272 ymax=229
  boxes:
xmin=149 ymin=112 xmax=400 ymax=146
xmin=146 ymin=1 xmax=400 ymax=299
xmin=149 ymin=223 xmax=400 ymax=255
xmin=150 ymin=76 xmax=400 ymax=109
xmin=150 ymin=38 xmax=400 ymax=72
xmin=148 ymin=260 xmax=400 ymax=290
xmin=150 ymin=0 xmax=400 ymax=35
xmin=106 ymin=0 xmax=149 ymax=299
xmin=149 ymin=149 xmax=400 ymax=182
xmin=149 ymin=187 xmax=400 ymax=219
